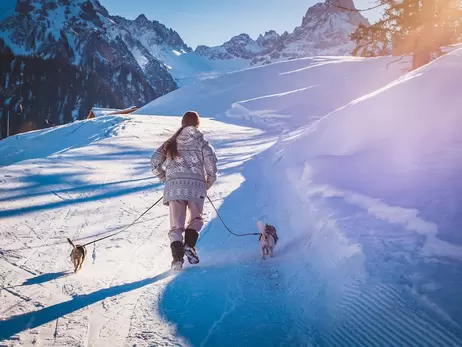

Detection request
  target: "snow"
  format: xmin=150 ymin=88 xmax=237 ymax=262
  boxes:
xmin=133 ymin=38 xmax=249 ymax=87
xmin=1 ymin=50 xmax=462 ymax=346
xmin=0 ymin=34 xmax=31 ymax=57
xmin=259 ymin=48 xmax=462 ymax=342
xmin=90 ymin=107 xmax=123 ymax=117
xmin=45 ymin=6 xmax=67 ymax=41
xmin=0 ymin=0 xmax=99 ymax=61
xmin=0 ymin=114 xmax=275 ymax=346
xmin=129 ymin=46 xmax=150 ymax=69
xmin=136 ymin=55 xmax=410 ymax=130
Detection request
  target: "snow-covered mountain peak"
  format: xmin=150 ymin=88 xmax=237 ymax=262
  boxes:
xmin=250 ymin=0 xmax=370 ymax=65
xmin=195 ymin=33 xmax=262 ymax=60
xmin=113 ymin=14 xmax=191 ymax=53
xmin=256 ymin=30 xmax=281 ymax=46
xmin=0 ymin=0 xmax=177 ymax=135
xmin=301 ymin=0 xmax=369 ymax=28
xmin=194 ymin=0 xmax=369 ymax=65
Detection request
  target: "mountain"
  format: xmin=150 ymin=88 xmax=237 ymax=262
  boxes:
xmin=0 ymin=0 xmax=179 ymax=138
xmin=195 ymin=31 xmax=281 ymax=60
xmin=0 ymin=0 xmax=369 ymax=138
xmin=195 ymin=0 xmax=369 ymax=65
xmin=253 ymin=0 xmax=370 ymax=64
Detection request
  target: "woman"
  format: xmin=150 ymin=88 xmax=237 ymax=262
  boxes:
xmin=151 ymin=111 xmax=218 ymax=270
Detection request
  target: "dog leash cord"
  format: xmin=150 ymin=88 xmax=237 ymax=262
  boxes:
xmin=206 ymin=196 xmax=261 ymax=237
xmin=83 ymin=196 xmax=164 ymax=246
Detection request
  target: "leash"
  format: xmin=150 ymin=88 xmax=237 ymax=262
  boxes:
xmin=77 ymin=192 xmax=258 ymax=247
xmin=81 ymin=196 xmax=164 ymax=247
xmin=206 ymin=196 xmax=261 ymax=237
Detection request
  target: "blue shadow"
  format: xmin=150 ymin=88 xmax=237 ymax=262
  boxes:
xmin=0 ymin=179 xmax=161 ymax=218
xmin=310 ymin=145 xmax=462 ymax=246
xmin=0 ymin=271 xmax=172 ymax=341
xmin=21 ymin=271 xmax=70 ymax=286
xmin=157 ymin=143 xmax=328 ymax=346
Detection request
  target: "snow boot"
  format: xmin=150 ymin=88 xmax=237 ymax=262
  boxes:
xmin=184 ymin=229 xmax=199 ymax=264
xmin=171 ymin=260 xmax=183 ymax=271
xmin=170 ymin=241 xmax=185 ymax=270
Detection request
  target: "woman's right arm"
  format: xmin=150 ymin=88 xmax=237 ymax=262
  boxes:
xmin=151 ymin=142 xmax=168 ymax=182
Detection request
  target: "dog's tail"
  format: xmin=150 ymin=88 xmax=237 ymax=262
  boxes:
xmin=260 ymin=232 xmax=267 ymax=242
xmin=256 ymin=220 xmax=265 ymax=234
xmin=67 ymin=238 xmax=76 ymax=248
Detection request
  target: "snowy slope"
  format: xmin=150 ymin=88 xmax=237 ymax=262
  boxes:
xmin=137 ymin=55 xmax=410 ymax=130
xmin=258 ymin=47 xmax=462 ymax=344
xmin=1 ymin=50 xmax=462 ymax=347
xmin=140 ymin=50 xmax=461 ymax=345
xmin=0 ymin=114 xmax=274 ymax=346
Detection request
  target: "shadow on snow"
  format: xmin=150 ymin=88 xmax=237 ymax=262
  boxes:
xmin=0 ymin=271 xmax=173 ymax=341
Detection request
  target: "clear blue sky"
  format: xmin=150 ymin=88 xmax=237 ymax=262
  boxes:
xmin=101 ymin=0 xmax=383 ymax=48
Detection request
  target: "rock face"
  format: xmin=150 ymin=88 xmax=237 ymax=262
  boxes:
xmin=0 ymin=0 xmax=180 ymax=137
xmin=195 ymin=0 xmax=369 ymax=65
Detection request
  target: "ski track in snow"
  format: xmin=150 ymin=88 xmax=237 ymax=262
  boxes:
xmin=1 ymin=106 xmax=462 ymax=346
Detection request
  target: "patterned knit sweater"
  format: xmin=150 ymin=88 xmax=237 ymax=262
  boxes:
xmin=151 ymin=126 xmax=218 ymax=205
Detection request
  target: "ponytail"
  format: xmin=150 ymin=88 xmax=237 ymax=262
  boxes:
xmin=165 ymin=126 xmax=185 ymax=159
xmin=165 ymin=111 xmax=200 ymax=159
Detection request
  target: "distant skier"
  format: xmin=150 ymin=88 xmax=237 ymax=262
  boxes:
xmin=151 ymin=111 xmax=218 ymax=270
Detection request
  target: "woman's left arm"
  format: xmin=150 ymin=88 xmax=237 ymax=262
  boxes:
xmin=202 ymin=140 xmax=218 ymax=189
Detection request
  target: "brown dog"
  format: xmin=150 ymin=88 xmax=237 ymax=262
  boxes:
xmin=67 ymin=238 xmax=87 ymax=273
xmin=257 ymin=221 xmax=276 ymax=260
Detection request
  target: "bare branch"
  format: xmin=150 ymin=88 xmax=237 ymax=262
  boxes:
xmin=386 ymin=54 xmax=412 ymax=69
xmin=325 ymin=0 xmax=391 ymax=12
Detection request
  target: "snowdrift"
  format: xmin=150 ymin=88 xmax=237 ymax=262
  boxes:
xmin=284 ymin=47 xmax=462 ymax=243
xmin=135 ymin=50 xmax=462 ymax=345
xmin=136 ymin=55 xmax=409 ymax=130
xmin=267 ymin=47 xmax=462 ymax=334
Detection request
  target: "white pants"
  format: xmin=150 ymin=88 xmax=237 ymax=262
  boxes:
xmin=168 ymin=200 xmax=204 ymax=243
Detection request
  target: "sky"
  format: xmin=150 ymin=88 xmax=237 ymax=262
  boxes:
xmin=0 ymin=0 xmax=16 ymax=22
xmin=101 ymin=0 xmax=383 ymax=48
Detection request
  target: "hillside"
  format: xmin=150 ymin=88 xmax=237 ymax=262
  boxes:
xmin=1 ymin=50 xmax=462 ymax=346
xmin=136 ymin=55 xmax=407 ymax=130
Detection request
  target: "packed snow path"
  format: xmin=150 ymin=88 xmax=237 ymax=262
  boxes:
xmin=0 ymin=115 xmax=273 ymax=346
xmin=1 ymin=114 xmax=462 ymax=346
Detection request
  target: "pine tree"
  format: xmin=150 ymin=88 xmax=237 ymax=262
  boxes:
xmin=348 ymin=0 xmax=462 ymax=69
